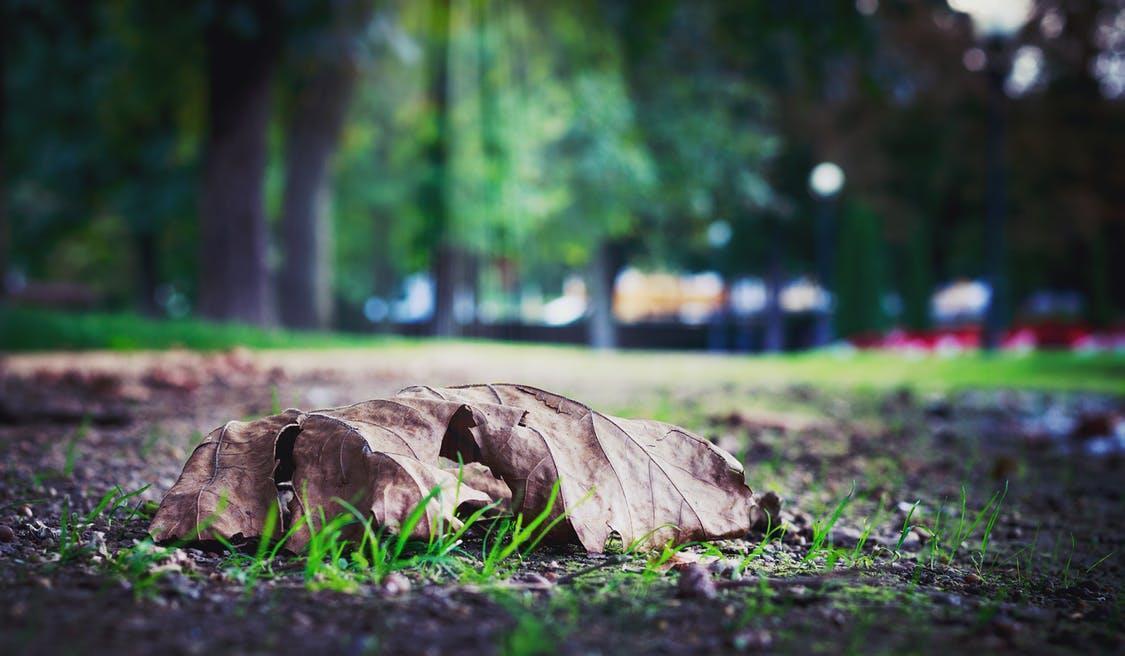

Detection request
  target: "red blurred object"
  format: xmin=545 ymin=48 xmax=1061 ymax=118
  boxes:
xmin=852 ymin=322 xmax=1125 ymax=353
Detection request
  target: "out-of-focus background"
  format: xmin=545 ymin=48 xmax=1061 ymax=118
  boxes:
xmin=3 ymin=5 xmax=1125 ymax=651
xmin=2 ymin=0 xmax=1123 ymax=355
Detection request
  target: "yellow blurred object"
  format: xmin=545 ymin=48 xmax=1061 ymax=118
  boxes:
xmin=614 ymin=268 xmax=724 ymax=323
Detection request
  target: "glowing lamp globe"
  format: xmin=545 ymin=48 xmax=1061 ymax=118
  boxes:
xmin=946 ymin=0 xmax=1033 ymax=39
xmin=809 ymin=162 xmax=845 ymax=198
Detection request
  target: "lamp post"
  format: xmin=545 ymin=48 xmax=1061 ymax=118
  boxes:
xmin=809 ymin=161 xmax=845 ymax=348
xmin=946 ymin=0 xmax=1032 ymax=351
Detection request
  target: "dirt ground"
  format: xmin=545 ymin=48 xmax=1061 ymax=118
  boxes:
xmin=0 ymin=348 xmax=1121 ymax=655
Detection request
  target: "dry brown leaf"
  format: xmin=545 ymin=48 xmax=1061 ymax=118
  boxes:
xmin=437 ymin=459 xmax=513 ymax=510
xmin=281 ymin=409 xmax=492 ymax=551
xmin=397 ymin=384 xmax=754 ymax=552
xmin=149 ymin=409 xmax=301 ymax=543
xmin=149 ymin=383 xmax=754 ymax=553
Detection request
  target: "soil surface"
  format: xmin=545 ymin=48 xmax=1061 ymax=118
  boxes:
xmin=0 ymin=348 xmax=1121 ymax=655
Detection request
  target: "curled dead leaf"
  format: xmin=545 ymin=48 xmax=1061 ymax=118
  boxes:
xmin=149 ymin=409 xmax=301 ymax=543
xmin=149 ymin=384 xmax=754 ymax=554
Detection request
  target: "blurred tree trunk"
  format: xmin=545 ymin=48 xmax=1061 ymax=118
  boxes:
xmin=587 ymin=241 xmax=620 ymax=350
xmin=1087 ymin=230 xmax=1110 ymax=328
xmin=981 ymin=46 xmax=1008 ymax=352
xmin=463 ymin=250 xmax=480 ymax=331
xmin=424 ymin=0 xmax=456 ymax=337
xmin=902 ymin=219 xmax=932 ymax=331
xmin=278 ymin=0 xmax=373 ymax=330
xmin=763 ymin=219 xmax=785 ymax=353
xmin=134 ymin=231 xmax=159 ymax=316
xmin=834 ymin=204 xmax=885 ymax=338
xmin=371 ymin=208 xmax=396 ymax=333
xmin=432 ymin=245 xmax=459 ymax=337
xmin=197 ymin=0 xmax=281 ymax=325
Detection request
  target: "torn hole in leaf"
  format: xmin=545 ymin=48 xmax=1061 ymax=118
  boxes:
xmin=273 ymin=422 xmax=302 ymax=528
xmin=438 ymin=404 xmax=482 ymax=464
xmin=273 ymin=422 xmax=302 ymax=485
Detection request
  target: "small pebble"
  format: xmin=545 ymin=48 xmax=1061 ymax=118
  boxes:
xmin=0 ymin=524 xmax=15 ymax=542
xmin=708 ymin=558 xmax=742 ymax=580
xmin=381 ymin=572 xmax=411 ymax=596
xmin=676 ymin=563 xmax=717 ymax=599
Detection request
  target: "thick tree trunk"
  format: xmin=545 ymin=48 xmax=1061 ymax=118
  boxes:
xmin=587 ymin=241 xmax=619 ymax=350
xmin=197 ymin=0 xmax=280 ymax=325
xmin=431 ymin=245 xmax=460 ymax=338
xmin=424 ymin=0 xmax=455 ymax=337
xmin=278 ymin=1 xmax=372 ymax=330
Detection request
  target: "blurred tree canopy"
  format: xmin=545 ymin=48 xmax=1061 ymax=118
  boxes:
xmin=2 ymin=0 xmax=1122 ymax=343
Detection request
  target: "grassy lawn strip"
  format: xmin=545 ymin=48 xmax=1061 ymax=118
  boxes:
xmin=0 ymin=306 xmax=400 ymax=351
xmin=2 ymin=306 xmax=1122 ymax=394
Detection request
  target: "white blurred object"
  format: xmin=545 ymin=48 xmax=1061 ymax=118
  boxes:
xmin=542 ymin=296 xmax=586 ymax=326
xmin=809 ymin=162 xmax=845 ymax=197
xmin=932 ymin=279 xmax=991 ymax=322
xmin=392 ymin=273 xmax=434 ymax=322
xmin=947 ymin=0 xmax=1033 ymax=38
xmin=542 ymin=275 xmax=587 ymax=326
xmin=730 ymin=278 xmax=768 ymax=316
xmin=1006 ymin=45 xmax=1044 ymax=96
xmin=781 ymin=277 xmax=830 ymax=313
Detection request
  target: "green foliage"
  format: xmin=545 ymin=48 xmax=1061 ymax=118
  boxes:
xmin=110 ymin=538 xmax=173 ymax=598
xmin=923 ymin=484 xmax=1008 ymax=571
xmin=5 ymin=0 xmax=1120 ymax=327
xmin=56 ymin=485 xmax=150 ymax=563
xmin=803 ymin=482 xmax=855 ymax=563
xmin=0 ymin=307 xmax=396 ymax=351
xmin=834 ymin=204 xmax=887 ymax=338
xmin=738 ymin=521 xmax=788 ymax=576
xmin=471 ymin=480 xmax=568 ymax=581
xmin=897 ymin=500 xmax=920 ymax=551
